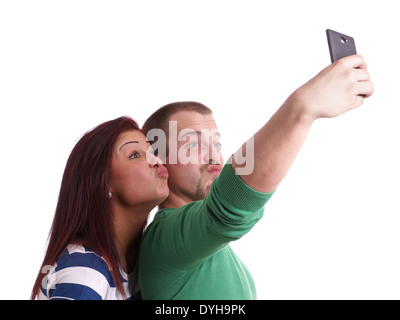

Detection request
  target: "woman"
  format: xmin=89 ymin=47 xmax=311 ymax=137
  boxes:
xmin=31 ymin=116 xmax=169 ymax=300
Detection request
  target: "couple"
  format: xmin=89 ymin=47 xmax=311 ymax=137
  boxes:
xmin=31 ymin=55 xmax=373 ymax=300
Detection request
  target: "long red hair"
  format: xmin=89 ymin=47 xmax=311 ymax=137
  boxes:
xmin=31 ymin=116 xmax=142 ymax=299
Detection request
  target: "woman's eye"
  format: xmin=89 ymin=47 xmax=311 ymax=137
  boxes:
xmin=129 ymin=151 xmax=140 ymax=159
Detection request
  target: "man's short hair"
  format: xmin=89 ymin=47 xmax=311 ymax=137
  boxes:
xmin=142 ymin=101 xmax=212 ymax=136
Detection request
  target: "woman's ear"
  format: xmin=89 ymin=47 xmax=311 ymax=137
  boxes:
xmin=108 ymin=184 xmax=113 ymax=199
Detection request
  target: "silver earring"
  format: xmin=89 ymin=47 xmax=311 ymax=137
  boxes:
xmin=108 ymin=192 xmax=112 ymax=199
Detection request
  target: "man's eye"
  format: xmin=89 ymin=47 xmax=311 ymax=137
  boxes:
xmin=214 ymin=142 xmax=222 ymax=150
xmin=129 ymin=151 xmax=140 ymax=159
xmin=188 ymin=142 xmax=199 ymax=149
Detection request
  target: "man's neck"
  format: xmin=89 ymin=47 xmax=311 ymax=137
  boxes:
xmin=158 ymin=192 xmax=192 ymax=209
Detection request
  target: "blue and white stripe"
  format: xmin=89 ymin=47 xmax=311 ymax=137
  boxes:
xmin=38 ymin=244 xmax=131 ymax=300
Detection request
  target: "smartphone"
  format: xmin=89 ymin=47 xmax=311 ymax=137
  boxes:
xmin=326 ymin=29 xmax=357 ymax=63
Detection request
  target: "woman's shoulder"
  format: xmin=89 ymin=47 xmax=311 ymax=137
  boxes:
xmin=39 ymin=244 xmax=128 ymax=300
xmin=56 ymin=244 xmax=113 ymax=280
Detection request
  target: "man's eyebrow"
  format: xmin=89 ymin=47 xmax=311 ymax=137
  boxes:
xmin=119 ymin=141 xmax=139 ymax=151
xmin=181 ymin=130 xmax=220 ymax=138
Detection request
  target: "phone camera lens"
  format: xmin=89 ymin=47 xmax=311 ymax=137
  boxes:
xmin=340 ymin=36 xmax=348 ymax=44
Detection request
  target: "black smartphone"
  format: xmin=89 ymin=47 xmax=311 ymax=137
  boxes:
xmin=326 ymin=29 xmax=357 ymax=63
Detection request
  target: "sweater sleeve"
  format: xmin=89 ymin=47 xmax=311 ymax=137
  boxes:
xmin=141 ymin=161 xmax=275 ymax=271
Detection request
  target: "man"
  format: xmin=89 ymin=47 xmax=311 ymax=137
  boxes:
xmin=139 ymin=55 xmax=373 ymax=299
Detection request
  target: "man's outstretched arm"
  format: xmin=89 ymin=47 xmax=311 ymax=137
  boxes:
xmin=232 ymin=54 xmax=374 ymax=193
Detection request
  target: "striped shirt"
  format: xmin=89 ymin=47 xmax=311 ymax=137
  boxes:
xmin=38 ymin=244 xmax=132 ymax=300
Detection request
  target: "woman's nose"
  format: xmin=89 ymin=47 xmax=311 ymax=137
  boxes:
xmin=147 ymin=152 xmax=163 ymax=167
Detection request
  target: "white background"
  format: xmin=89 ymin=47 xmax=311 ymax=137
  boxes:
xmin=1 ymin=0 xmax=399 ymax=299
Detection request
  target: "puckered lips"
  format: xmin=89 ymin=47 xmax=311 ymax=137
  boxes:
xmin=207 ymin=164 xmax=222 ymax=175
xmin=156 ymin=166 xmax=169 ymax=178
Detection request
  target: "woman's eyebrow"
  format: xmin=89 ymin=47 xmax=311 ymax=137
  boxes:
xmin=119 ymin=141 xmax=139 ymax=151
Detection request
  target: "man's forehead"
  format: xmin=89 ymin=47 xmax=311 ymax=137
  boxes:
xmin=169 ymin=110 xmax=218 ymax=131
xmin=179 ymin=129 xmax=221 ymax=139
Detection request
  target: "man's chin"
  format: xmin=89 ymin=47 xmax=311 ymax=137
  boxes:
xmin=203 ymin=180 xmax=214 ymax=197
xmin=196 ymin=173 xmax=219 ymax=200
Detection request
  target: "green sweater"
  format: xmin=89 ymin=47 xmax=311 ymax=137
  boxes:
xmin=139 ymin=162 xmax=274 ymax=300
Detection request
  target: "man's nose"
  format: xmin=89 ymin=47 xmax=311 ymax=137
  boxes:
xmin=202 ymin=142 xmax=220 ymax=165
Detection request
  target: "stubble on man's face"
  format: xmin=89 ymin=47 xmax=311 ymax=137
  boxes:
xmin=194 ymin=164 xmax=218 ymax=200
